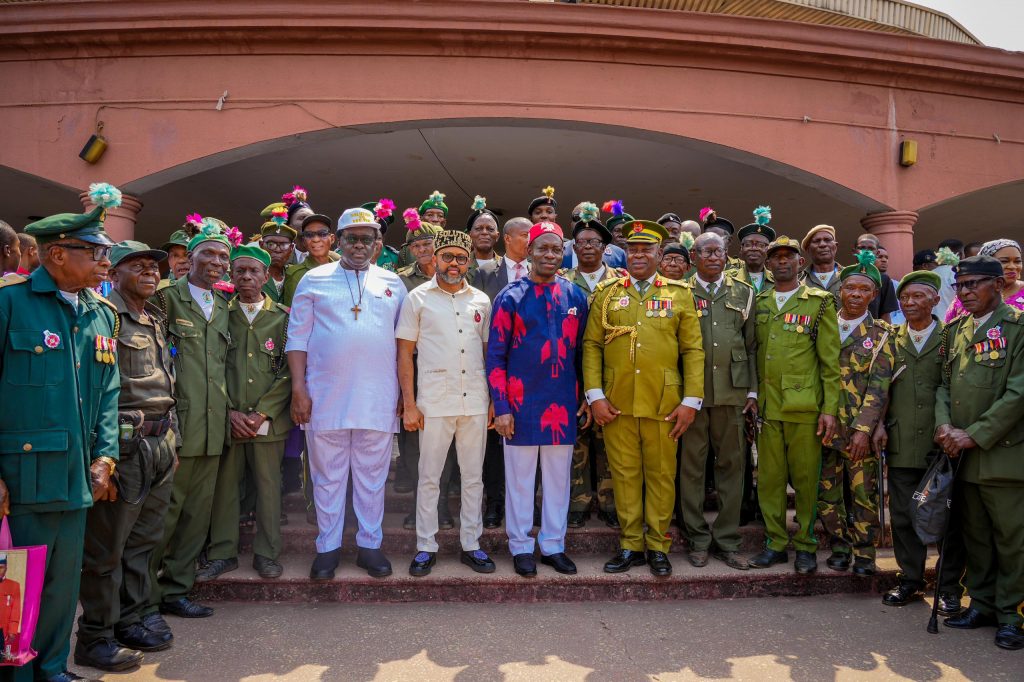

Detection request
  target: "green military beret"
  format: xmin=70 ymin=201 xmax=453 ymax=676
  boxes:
xmin=187 ymin=222 xmax=231 ymax=252
xmin=419 ymin=190 xmax=448 ymax=216
xmin=896 ymin=270 xmax=942 ymax=296
xmin=840 ymin=250 xmax=882 ymax=288
xmin=110 ymin=240 xmax=168 ymax=269
xmin=259 ymin=221 xmax=297 ymax=241
xmin=405 ymin=222 xmax=443 ymax=244
xmin=25 ymin=182 xmax=122 ymax=246
xmin=161 ymin=229 xmax=191 ymax=251
xmin=230 ymin=243 xmax=271 ymax=268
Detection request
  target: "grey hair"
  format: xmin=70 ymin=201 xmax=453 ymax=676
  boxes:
xmin=503 ymin=217 xmax=532 ymax=234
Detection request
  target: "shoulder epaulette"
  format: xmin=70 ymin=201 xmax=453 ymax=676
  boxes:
xmin=1005 ymin=308 xmax=1024 ymax=324
xmin=89 ymin=292 xmax=120 ymax=337
xmin=91 ymin=291 xmax=118 ymax=314
xmin=595 ymin=277 xmax=625 ymax=292
xmin=396 ymin=264 xmax=415 ymax=276
xmin=383 ymin=245 xmax=399 ymax=255
xmin=805 ymin=287 xmax=833 ymax=299
xmin=0 ymin=274 xmax=27 ymax=288
xmin=660 ymin=277 xmax=691 ymax=288
xmin=728 ymin=275 xmax=754 ymax=292
xmin=273 ymin=302 xmax=291 ymax=315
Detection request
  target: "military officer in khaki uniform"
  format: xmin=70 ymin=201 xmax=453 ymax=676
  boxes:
xmin=935 ymin=255 xmax=1024 ymax=650
xmin=77 ymin=242 xmax=179 ymax=671
xmin=146 ymin=224 xmax=232 ymax=626
xmin=0 ymin=184 xmax=121 ymax=682
xmin=583 ymin=220 xmax=705 ymax=577
xmin=678 ymin=232 xmax=756 ymax=571
xmin=818 ymin=251 xmax=895 ymax=577
xmin=748 ymin=236 xmax=840 ymax=575
xmin=881 ymin=270 xmax=965 ymax=614
xmin=563 ymin=205 xmax=621 ymax=528
xmin=201 ymin=245 xmax=292 ymax=581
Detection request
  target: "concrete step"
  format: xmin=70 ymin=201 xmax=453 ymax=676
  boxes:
xmin=193 ymin=548 xmax=917 ymax=604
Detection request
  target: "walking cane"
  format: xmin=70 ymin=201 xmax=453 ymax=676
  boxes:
xmin=927 ymin=450 xmax=962 ymax=635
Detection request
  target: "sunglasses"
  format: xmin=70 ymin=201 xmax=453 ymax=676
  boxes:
xmin=341 ymin=235 xmax=376 ymax=247
xmin=302 ymin=230 xmax=331 ymax=241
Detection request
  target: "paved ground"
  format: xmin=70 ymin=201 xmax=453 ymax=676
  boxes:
xmin=71 ymin=595 xmax=1019 ymax=681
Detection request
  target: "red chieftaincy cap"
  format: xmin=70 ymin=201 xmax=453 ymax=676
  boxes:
xmin=528 ymin=220 xmax=564 ymax=245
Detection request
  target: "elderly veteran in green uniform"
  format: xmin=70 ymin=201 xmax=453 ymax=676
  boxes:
xmin=200 ymin=245 xmax=292 ymax=582
xmin=880 ymin=270 xmax=965 ymax=614
xmin=728 ymin=206 xmax=776 ymax=294
xmin=935 ymin=255 xmax=1024 ymax=650
xmin=157 ymin=230 xmax=191 ymax=291
xmin=258 ymin=219 xmax=296 ymax=303
xmin=563 ymin=204 xmax=621 ymax=528
xmin=748 ymin=235 xmax=840 ymax=574
xmin=0 ymin=183 xmax=121 ymax=682
xmin=677 ymin=232 xmax=757 ymax=571
xmin=280 ymin=213 xmax=340 ymax=307
xmin=76 ymin=241 xmax=178 ymax=672
xmin=583 ymin=219 xmax=705 ymax=577
xmin=145 ymin=224 xmax=231 ymax=627
xmin=396 ymin=191 xmax=449 ymax=269
xmin=817 ymin=251 xmax=895 ymax=577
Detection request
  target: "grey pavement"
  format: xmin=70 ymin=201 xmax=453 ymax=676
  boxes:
xmin=71 ymin=595 xmax=1019 ymax=681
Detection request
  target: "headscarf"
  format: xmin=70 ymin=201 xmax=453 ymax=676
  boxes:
xmin=979 ymin=239 xmax=1021 ymax=258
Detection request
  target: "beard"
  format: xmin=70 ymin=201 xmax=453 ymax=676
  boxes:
xmin=439 ymin=271 xmax=465 ymax=285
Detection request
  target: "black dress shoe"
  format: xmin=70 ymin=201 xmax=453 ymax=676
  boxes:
xmin=826 ymin=551 xmax=851 ymax=572
xmin=748 ymin=549 xmax=788 ymax=569
xmin=483 ymin=503 xmax=503 ymax=529
xmin=604 ymin=549 xmax=646 ymax=573
xmin=882 ymin=583 xmax=923 ymax=607
xmin=47 ymin=672 xmax=99 ymax=682
xmin=937 ymin=592 xmax=963 ymax=617
xmin=402 ymin=512 xmax=416 ymax=531
xmin=567 ymin=511 xmax=588 ymax=528
xmin=597 ymin=509 xmax=620 ymax=529
xmin=159 ymin=597 xmax=214 ymax=618
xmin=438 ymin=514 xmax=455 ymax=531
xmin=647 ymin=551 xmax=672 ymax=577
xmin=541 ymin=552 xmax=578 ymax=575
xmin=852 ymin=557 xmax=876 ymax=577
xmin=253 ymin=554 xmax=283 ymax=579
xmin=356 ymin=547 xmax=393 ymax=578
xmin=393 ymin=476 xmax=414 ymax=494
xmin=794 ymin=550 xmax=818 ymax=574
xmin=513 ymin=553 xmax=537 ymax=577
xmin=140 ymin=612 xmax=172 ymax=636
xmin=116 ymin=621 xmax=173 ymax=652
xmin=995 ymin=624 xmax=1024 ymax=650
xmin=309 ymin=548 xmax=342 ymax=580
xmin=73 ymin=638 xmax=144 ymax=672
xmin=195 ymin=557 xmax=238 ymax=582
xmin=945 ymin=607 xmax=998 ymax=629
xmin=409 ymin=551 xmax=436 ymax=577
xmin=461 ymin=549 xmax=496 ymax=574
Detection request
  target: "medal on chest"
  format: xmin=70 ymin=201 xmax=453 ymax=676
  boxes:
xmin=973 ymin=337 xmax=1007 ymax=362
xmin=862 ymin=338 xmax=874 ymax=350
xmin=646 ymin=298 xmax=673 ymax=318
xmin=94 ymin=335 xmax=117 ymax=365
xmin=264 ymin=338 xmax=275 ymax=351
xmin=694 ymin=297 xmax=709 ymax=318
xmin=616 ymin=296 xmax=630 ymax=310
xmin=782 ymin=313 xmax=811 ymax=334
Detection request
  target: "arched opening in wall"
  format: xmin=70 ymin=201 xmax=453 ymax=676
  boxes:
xmin=916 ymin=179 xmax=1024 ymax=248
xmin=0 ymin=167 xmax=81 ymax=230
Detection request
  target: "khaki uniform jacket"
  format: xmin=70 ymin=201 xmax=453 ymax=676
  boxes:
xmin=828 ymin=314 xmax=895 ymax=453
xmin=583 ymin=275 xmax=705 ymax=419
xmin=691 ymin=273 xmax=757 ymax=407
xmin=886 ymin=319 xmax=945 ymax=469
xmin=226 ymin=298 xmax=292 ymax=443
xmin=153 ymin=277 xmax=230 ymax=458
xmin=936 ymin=303 xmax=1024 ymax=485
xmin=755 ymin=285 xmax=840 ymax=424
xmin=560 ymin=266 xmax=625 ymax=298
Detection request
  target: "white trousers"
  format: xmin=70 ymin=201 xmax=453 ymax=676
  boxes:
xmin=503 ymin=443 xmax=573 ymax=556
xmin=305 ymin=429 xmax=392 ymax=553
xmin=416 ymin=414 xmax=487 ymax=553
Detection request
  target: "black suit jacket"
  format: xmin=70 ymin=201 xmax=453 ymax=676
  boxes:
xmin=473 ymin=256 xmax=510 ymax=302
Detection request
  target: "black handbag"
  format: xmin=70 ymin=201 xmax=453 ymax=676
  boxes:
xmin=911 ymin=451 xmax=958 ymax=545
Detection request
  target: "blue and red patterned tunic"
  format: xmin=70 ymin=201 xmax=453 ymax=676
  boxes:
xmin=486 ymin=275 xmax=589 ymax=446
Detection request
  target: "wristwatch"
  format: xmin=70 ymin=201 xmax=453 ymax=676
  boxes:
xmin=93 ymin=456 xmax=117 ymax=476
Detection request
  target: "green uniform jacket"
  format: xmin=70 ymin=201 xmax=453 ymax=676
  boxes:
xmin=153 ymin=277 xmax=230 ymax=458
xmin=755 ymin=285 xmax=840 ymax=424
xmin=376 ymin=245 xmax=400 ymax=272
xmin=936 ymin=303 xmax=1024 ymax=485
xmin=262 ymin=276 xmax=285 ymax=304
xmin=691 ymin=273 xmax=757 ymax=407
xmin=727 ymin=263 xmax=774 ymax=294
xmin=0 ymin=270 xmax=120 ymax=513
xmin=583 ymin=275 xmax=705 ymax=419
xmin=886 ymin=318 xmax=944 ymax=469
xmin=398 ymin=262 xmax=432 ymax=292
xmin=226 ymin=298 xmax=293 ymax=443
xmin=280 ymin=252 xmax=340 ymax=307
xmin=829 ymin=314 xmax=895 ymax=453
xmin=801 ymin=264 xmax=843 ymax=303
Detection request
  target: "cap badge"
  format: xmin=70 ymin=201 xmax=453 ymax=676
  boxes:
xmin=633 ymin=224 xmax=643 ymax=233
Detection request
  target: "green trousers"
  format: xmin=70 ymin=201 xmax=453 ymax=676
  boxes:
xmin=78 ymin=431 xmax=176 ymax=646
xmin=147 ymin=455 xmax=219 ymax=610
xmin=818 ymin=447 xmax=879 ymax=560
xmin=0 ymin=509 xmax=86 ymax=682
xmin=678 ymin=405 xmax=746 ymax=552
xmin=569 ymin=423 xmax=615 ymax=514
xmin=756 ymin=419 xmax=822 ymax=553
xmin=958 ymin=481 xmax=1024 ymax=627
xmin=604 ymin=416 xmax=676 ymax=552
xmin=208 ymin=440 xmax=284 ymax=561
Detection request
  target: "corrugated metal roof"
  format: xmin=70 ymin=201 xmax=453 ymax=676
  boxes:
xmin=578 ymin=0 xmax=981 ymax=45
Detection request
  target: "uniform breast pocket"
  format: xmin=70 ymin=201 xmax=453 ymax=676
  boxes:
xmin=118 ymin=333 xmax=156 ymax=378
xmin=966 ymin=356 xmax=1004 ymax=388
xmin=257 ymin=343 xmax=276 ymax=372
xmin=0 ymin=429 xmax=70 ymax=504
xmin=730 ymin=348 xmax=751 ymax=388
xmin=168 ymin=323 xmax=199 ymax=355
xmin=4 ymin=330 xmax=63 ymax=387
xmin=419 ymin=369 xmax=448 ymax=402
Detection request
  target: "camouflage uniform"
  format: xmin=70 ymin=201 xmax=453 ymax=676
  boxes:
xmin=818 ymin=314 xmax=895 ymax=561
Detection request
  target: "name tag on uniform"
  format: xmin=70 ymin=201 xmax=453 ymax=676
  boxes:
xmin=175 ymin=318 xmax=194 ymax=327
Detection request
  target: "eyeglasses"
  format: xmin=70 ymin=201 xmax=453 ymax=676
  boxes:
xmin=438 ymin=252 xmax=470 ymax=265
xmin=341 ymin=235 xmax=375 ymax=247
xmin=262 ymin=240 xmax=292 ymax=252
xmin=302 ymin=230 xmax=331 ymax=241
xmin=695 ymin=248 xmax=725 ymax=258
xmin=952 ymin=277 xmax=995 ymax=292
xmin=662 ymin=255 xmax=689 ymax=264
xmin=575 ymin=239 xmax=605 ymax=248
xmin=55 ymin=243 xmax=112 ymax=262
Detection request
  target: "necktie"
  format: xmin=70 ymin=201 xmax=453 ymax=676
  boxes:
xmin=513 ymin=262 xmax=525 ymax=281
xmin=708 ymin=282 xmax=717 ymax=297
xmin=636 ymin=280 xmax=649 ymax=296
